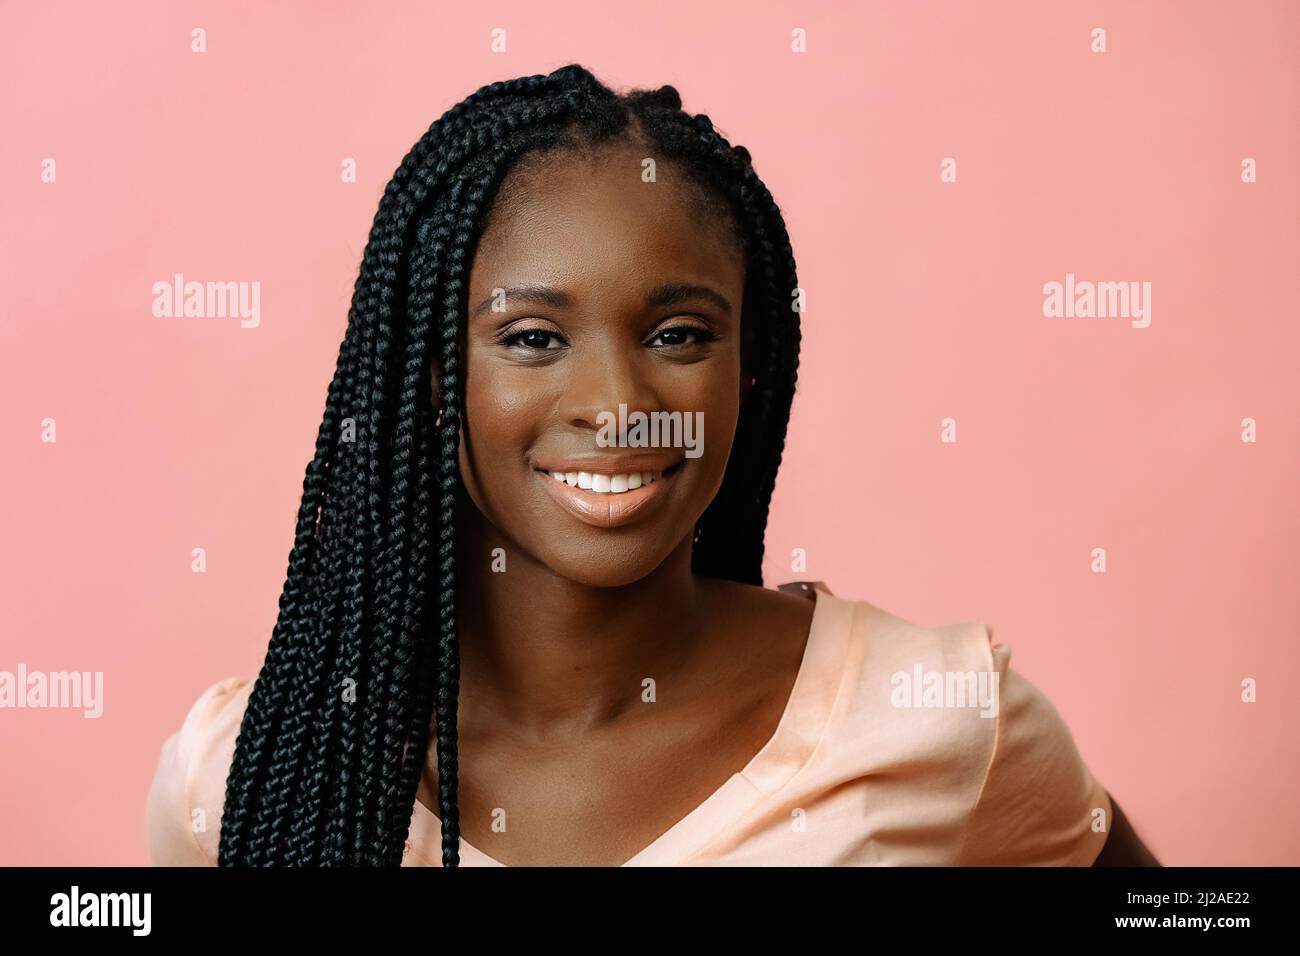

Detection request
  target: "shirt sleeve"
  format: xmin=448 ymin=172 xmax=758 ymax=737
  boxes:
xmin=144 ymin=677 xmax=248 ymax=866
xmin=955 ymin=637 xmax=1112 ymax=866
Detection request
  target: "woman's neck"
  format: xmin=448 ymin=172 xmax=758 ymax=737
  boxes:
xmin=452 ymin=509 xmax=713 ymax=734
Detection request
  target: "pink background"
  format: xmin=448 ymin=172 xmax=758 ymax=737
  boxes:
xmin=3 ymin=1 xmax=1297 ymax=866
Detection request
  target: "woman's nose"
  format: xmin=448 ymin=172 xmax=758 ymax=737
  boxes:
xmin=558 ymin=349 xmax=661 ymax=434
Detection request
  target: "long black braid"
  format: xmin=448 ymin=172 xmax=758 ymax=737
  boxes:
xmin=217 ymin=63 xmax=802 ymax=867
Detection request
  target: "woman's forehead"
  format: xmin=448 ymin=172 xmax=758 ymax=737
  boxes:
xmin=474 ymin=149 xmax=742 ymax=278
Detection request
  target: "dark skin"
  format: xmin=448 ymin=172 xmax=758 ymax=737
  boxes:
xmin=413 ymin=140 xmax=816 ymax=867
xmin=415 ymin=140 xmax=1158 ymax=867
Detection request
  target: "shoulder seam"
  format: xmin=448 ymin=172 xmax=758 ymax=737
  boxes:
xmin=811 ymin=594 xmax=865 ymax=761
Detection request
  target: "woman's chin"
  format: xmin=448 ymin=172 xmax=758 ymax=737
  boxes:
xmin=536 ymin=544 xmax=679 ymax=589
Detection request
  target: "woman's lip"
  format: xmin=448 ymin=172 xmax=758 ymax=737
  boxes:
xmin=536 ymin=463 xmax=683 ymax=529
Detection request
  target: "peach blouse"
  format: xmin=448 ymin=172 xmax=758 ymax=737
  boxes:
xmin=145 ymin=586 xmax=1112 ymax=866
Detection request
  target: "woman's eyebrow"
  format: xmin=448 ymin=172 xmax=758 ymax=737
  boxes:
xmin=470 ymin=284 xmax=572 ymax=319
xmin=469 ymin=282 xmax=732 ymax=320
xmin=644 ymin=282 xmax=732 ymax=316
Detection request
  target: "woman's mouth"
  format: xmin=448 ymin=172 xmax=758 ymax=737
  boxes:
xmin=531 ymin=460 xmax=686 ymax=528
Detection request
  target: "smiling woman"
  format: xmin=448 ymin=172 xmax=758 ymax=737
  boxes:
xmin=144 ymin=62 xmax=1156 ymax=868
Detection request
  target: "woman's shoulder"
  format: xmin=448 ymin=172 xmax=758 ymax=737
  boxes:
xmin=144 ymin=676 xmax=254 ymax=866
xmin=778 ymin=579 xmax=1002 ymax=702
xmin=783 ymin=580 xmax=1113 ymax=865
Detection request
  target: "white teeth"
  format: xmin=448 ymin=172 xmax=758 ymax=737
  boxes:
xmin=542 ymin=466 xmax=679 ymax=494
xmin=588 ymin=472 xmax=628 ymax=494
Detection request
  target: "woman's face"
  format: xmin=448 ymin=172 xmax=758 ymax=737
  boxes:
xmin=455 ymin=142 xmax=748 ymax=587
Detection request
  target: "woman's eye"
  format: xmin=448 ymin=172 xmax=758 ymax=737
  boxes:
xmin=499 ymin=323 xmax=716 ymax=353
xmin=649 ymin=325 xmax=717 ymax=349
xmin=502 ymin=328 xmax=565 ymax=351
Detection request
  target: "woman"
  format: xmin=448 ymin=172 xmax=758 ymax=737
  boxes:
xmin=145 ymin=63 xmax=1157 ymax=867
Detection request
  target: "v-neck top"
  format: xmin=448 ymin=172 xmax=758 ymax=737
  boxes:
xmin=145 ymin=586 xmax=1112 ymax=866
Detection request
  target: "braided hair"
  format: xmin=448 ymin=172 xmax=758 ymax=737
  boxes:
xmin=217 ymin=63 xmax=801 ymax=867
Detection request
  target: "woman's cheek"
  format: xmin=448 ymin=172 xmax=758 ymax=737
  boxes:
xmin=657 ymin=385 xmax=730 ymax=517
